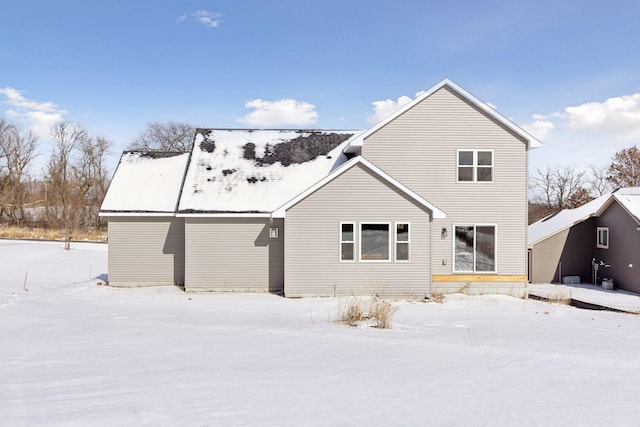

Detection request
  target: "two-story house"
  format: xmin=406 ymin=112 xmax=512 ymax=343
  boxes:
xmin=100 ymin=79 xmax=541 ymax=298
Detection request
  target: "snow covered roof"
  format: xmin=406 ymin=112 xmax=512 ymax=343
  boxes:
xmin=344 ymin=78 xmax=543 ymax=154
xmin=528 ymin=187 xmax=640 ymax=246
xmin=177 ymin=129 xmax=358 ymax=214
xmin=272 ymin=156 xmax=446 ymax=219
xmin=100 ymin=151 xmax=190 ymax=214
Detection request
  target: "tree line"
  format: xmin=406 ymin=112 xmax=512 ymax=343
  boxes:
xmin=0 ymin=118 xmax=194 ymax=248
xmin=530 ymin=146 xmax=640 ymax=223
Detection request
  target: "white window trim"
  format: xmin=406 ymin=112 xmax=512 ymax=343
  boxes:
xmin=394 ymin=222 xmax=411 ymax=262
xmin=452 ymin=223 xmax=498 ymax=274
xmin=359 ymin=222 xmax=392 ymax=263
xmin=456 ymin=149 xmax=494 ymax=183
xmin=597 ymin=227 xmax=609 ymax=249
xmin=340 ymin=222 xmax=356 ymax=262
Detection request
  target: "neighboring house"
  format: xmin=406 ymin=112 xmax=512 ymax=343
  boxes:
xmin=529 ymin=187 xmax=640 ymax=294
xmin=100 ymin=79 xmax=542 ymax=298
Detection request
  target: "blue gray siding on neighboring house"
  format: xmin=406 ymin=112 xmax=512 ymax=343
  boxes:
xmin=184 ymin=217 xmax=284 ymax=293
xmin=596 ymin=201 xmax=640 ymax=293
xmin=361 ymin=86 xmax=528 ymax=294
xmin=284 ymin=163 xmax=432 ymax=298
xmin=107 ymin=216 xmax=184 ymax=287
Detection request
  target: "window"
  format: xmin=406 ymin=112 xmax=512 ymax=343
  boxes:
xmin=597 ymin=227 xmax=609 ymax=249
xmin=360 ymin=223 xmax=390 ymax=262
xmin=454 ymin=225 xmax=496 ymax=273
xmin=457 ymin=150 xmax=493 ymax=182
xmin=340 ymin=223 xmax=355 ymax=261
xmin=395 ymin=223 xmax=410 ymax=261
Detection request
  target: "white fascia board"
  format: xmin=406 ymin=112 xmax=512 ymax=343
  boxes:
xmin=272 ymin=156 xmax=446 ymax=219
xmin=176 ymin=212 xmax=271 ymax=218
xmin=344 ymin=78 xmax=543 ymax=152
xmin=98 ymin=212 xmax=176 ymax=217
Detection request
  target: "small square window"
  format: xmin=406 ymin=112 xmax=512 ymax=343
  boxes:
xmin=457 ymin=150 xmax=493 ymax=182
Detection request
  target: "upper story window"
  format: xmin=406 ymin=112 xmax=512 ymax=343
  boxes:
xmin=597 ymin=227 xmax=609 ymax=249
xmin=457 ymin=150 xmax=493 ymax=182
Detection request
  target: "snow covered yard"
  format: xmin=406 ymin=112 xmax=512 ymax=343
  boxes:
xmin=2 ymin=240 xmax=640 ymax=426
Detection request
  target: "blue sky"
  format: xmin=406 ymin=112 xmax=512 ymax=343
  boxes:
xmin=2 ymin=0 xmax=640 ymax=175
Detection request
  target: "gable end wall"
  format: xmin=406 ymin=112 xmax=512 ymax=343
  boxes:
xmin=361 ymin=86 xmax=528 ymax=294
xmin=285 ymin=163 xmax=431 ymax=298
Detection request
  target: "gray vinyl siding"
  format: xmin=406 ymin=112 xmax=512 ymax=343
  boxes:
xmin=362 ymin=86 xmax=528 ymax=286
xmin=530 ymin=229 xmax=570 ymax=283
xmin=285 ymin=163 xmax=432 ymax=298
xmin=107 ymin=216 xmax=184 ymax=286
xmin=184 ymin=217 xmax=284 ymax=293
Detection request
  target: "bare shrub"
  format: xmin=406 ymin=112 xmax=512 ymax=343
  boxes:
xmin=429 ymin=291 xmax=445 ymax=303
xmin=338 ymin=296 xmax=397 ymax=329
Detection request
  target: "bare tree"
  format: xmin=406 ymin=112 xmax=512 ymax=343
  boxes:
xmin=587 ymin=165 xmax=613 ymax=196
xmin=45 ymin=121 xmax=90 ymax=249
xmin=531 ymin=166 xmax=587 ymax=210
xmin=608 ymin=145 xmax=640 ymax=188
xmin=0 ymin=126 xmax=38 ymax=224
xmin=130 ymin=121 xmax=195 ymax=152
xmin=72 ymin=135 xmax=111 ymax=229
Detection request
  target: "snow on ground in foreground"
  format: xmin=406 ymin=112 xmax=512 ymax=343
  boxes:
xmin=2 ymin=241 xmax=640 ymax=426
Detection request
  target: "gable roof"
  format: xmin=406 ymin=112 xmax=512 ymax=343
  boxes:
xmin=177 ymin=129 xmax=358 ymax=214
xmin=272 ymin=156 xmax=446 ymax=219
xmin=100 ymin=151 xmax=190 ymax=215
xmin=344 ymin=78 xmax=543 ymax=153
xmin=528 ymin=187 xmax=640 ymax=246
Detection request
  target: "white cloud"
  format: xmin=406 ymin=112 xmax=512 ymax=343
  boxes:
xmin=562 ymin=93 xmax=640 ymax=141
xmin=367 ymin=91 xmax=427 ymax=124
xmin=237 ymin=99 xmax=318 ymax=127
xmin=522 ymin=119 xmax=555 ymax=140
xmin=178 ymin=10 xmax=221 ymax=28
xmin=0 ymin=87 xmax=65 ymax=137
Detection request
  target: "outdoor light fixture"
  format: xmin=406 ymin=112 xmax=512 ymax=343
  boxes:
xmin=441 ymin=227 xmax=447 ymax=239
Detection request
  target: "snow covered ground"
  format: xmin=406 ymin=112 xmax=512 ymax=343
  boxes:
xmin=2 ymin=240 xmax=640 ymax=426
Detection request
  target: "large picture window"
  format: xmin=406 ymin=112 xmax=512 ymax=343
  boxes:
xmin=360 ymin=223 xmax=390 ymax=262
xmin=454 ymin=225 xmax=496 ymax=273
xmin=457 ymin=150 xmax=493 ymax=182
xmin=340 ymin=222 xmax=355 ymax=261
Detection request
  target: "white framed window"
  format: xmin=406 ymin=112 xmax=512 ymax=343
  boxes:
xmin=597 ymin=227 xmax=609 ymax=249
xmin=340 ymin=222 xmax=355 ymax=261
xmin=359 ymin=222 xmax=391 ymax=262
xmin=395 ymin=222 xmax=410 ymax=262
xmin=453 ymin=224 xmax=496 ymax=273
xmin=457 ymin=149 xmax=493 ymax=182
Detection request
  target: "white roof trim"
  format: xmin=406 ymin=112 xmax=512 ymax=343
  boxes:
xmin=272 ymin=156 xmax=446 ymax=219
xmin=527 ymin=195 xmax=615 ymax=247
xmin=344 ymin=78 xmax=543 ymax=153
xmin=98 ymin=212 xmax=176 ymax=217
xmin=176 ymin=213 xmax=271 ymax=218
